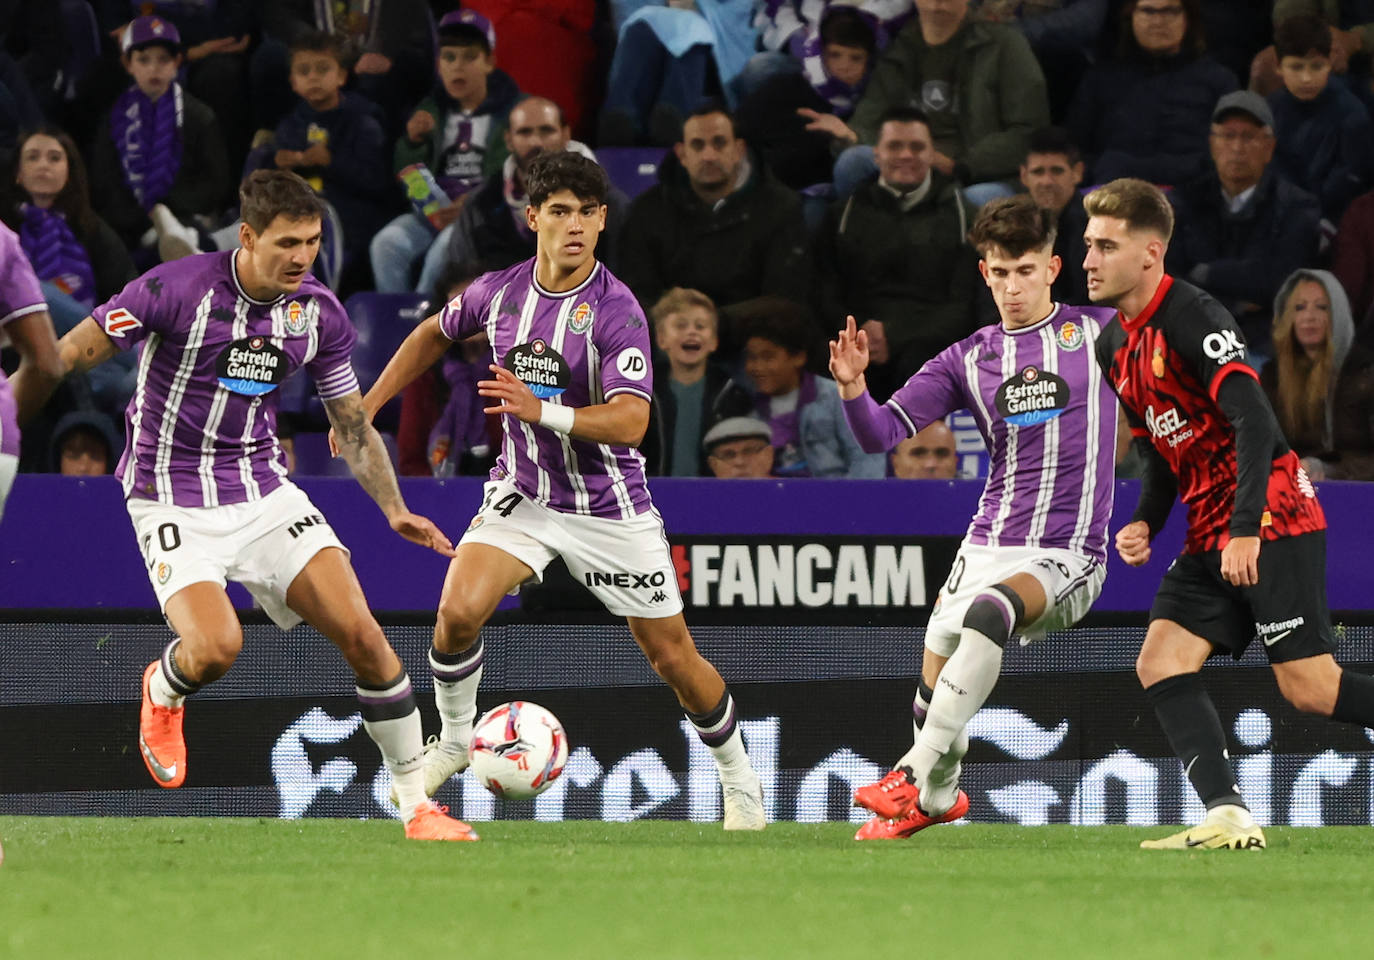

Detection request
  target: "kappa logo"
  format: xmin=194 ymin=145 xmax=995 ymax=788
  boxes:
xmin=103 ymin=308 xmax=142 ymax=338
xmin=569 ymin=301 xmax=594 ymax=334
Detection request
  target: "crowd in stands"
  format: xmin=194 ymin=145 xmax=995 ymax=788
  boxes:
xmin=6 ymin=0 xmax=1374 ymax=483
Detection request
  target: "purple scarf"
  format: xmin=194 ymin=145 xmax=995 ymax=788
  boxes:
xmin=18 ymin=204 xmax=96 ymax=308
xmin=428 ymin=356 xmax=492 ymax=476
xmin=110 ymin=82 xmax=184 ymax=211
xmin=756 ymin=371 xmax=818 ymax=478
xmin=790 ymin=28 xmax=868 ymax=118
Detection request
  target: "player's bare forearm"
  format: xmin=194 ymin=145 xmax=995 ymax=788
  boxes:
xmin=565 ymin=394 xmax=650 ymax=446
xmin=324 ymin=390 xmax=406 ymax=519
xmin=7 ymin=310 xmax=64 ymax=425
xmin=59 ymin=317 xmax=118 ymax=376
xmin=362 ymin=314 xmax=452 ymax=420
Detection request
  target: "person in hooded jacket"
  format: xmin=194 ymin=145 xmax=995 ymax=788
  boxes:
xmin=1261 ymin=269 xmax=1374 ymax=481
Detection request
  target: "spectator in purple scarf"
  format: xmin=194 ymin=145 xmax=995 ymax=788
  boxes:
xmin=88 ymin=16 xmax=229 ymax=263
xmin=1 ymin=128 xmax=134 ymax=312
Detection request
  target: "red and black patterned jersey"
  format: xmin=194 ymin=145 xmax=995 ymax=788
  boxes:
xmin=1095 ymin=275 xmax=1325 ymax=553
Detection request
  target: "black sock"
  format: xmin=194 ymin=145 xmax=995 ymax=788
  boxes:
xmin=1144 ymin=673 xmax=1245 ymax=810
xmin=1332 ymin=669 xmax=1374 ymax=726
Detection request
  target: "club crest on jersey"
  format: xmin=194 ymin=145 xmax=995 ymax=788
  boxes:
xmin=216 ymin=336 xmax=290 ymax=396
xmin=156 ymin=562 xmax=172 ymax=585
xmin=1152 ymin=348 xmax=1166 ymax=379
xmin=995 ymin=365 xmax=1071 ymax=426
xmin=569 ymin=301 xmax=594 ymax=334
xmin=103 ymin=308 xmax=142 ymax=338
xmin=284 ymin=299 xmax=309 ymax=336
xmin=504 ymin=339 xmax=571 ymax=398
xmin=1056 ymin=321 xmax=1084 ymax=351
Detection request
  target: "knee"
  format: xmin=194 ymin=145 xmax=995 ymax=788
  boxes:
xmin=641 ymin=633 xmax=695 ymax=682
xmin=436 ymin=599 xmax=488 ymax=649
xmin=1278 ymin=678 xmax=1336 ymax=716
xmin=1135 ymin=649 xmax=1173 ymax=689
xmin=335 ymin=618 xmax=389 ymax=667
xmin=182 ymin=627 xmax=243 ymax=682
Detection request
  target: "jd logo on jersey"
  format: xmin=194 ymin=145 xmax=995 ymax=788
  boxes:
xmin=216 ymin=336 xmax=289 ymax=396
xmin=505 ymin=339 xmax=571 ymax=398
xmin=995 ymin=366 xmax=1071 ymax=426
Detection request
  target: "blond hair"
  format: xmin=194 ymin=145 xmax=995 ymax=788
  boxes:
xmin=650 ymin=287 xmax=719 ymax=331
xmin=1083 ymin=178 xmax=1174 ymax=241
xmin=1271 ymin=272 xmax=1333 ymax=446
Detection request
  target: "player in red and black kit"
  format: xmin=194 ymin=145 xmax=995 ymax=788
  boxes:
xmin=1084 ymin=178 xmax=1374 ymax=850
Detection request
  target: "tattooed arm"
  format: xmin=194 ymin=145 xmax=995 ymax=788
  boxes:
xmin=322 ymin=389 xmax=455 ymax=557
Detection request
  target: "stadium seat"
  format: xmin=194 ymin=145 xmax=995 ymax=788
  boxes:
xmin=58 ymin=0 xmax=101 ymax=101
xmin=345 ymin=292 xmax=433 ymax=432
xmin=597 ymin=147 xmax=667 ymax=200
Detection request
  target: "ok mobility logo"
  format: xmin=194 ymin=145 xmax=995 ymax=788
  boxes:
xmin=669 ymin=536 xmax=933 ymax=609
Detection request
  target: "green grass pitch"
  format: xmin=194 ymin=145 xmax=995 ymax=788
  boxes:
xmin=2 ymin=817 xmax=1370 ymax=959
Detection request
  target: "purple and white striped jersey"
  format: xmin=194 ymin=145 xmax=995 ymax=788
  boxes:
xmin=439 ymin=258 xmax=653 ymax=519
xmin=884 ymin=304 xmax=1118 ymax=561
xmin=0 ymin=222 xmax=49 ymax=458
xmin=92 ymin=251 xmax=359 ymax=507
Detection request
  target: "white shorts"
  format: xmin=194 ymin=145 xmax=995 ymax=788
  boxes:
xmin=459 ymin=477 xmax=683 ymax=619
xmin=126 ymin=482 xmax=348 ymax=630
xmin=924 ymin=543 xmax=1105 ymax=657
xmin=0 ymin=452 xmax=15 ymax=523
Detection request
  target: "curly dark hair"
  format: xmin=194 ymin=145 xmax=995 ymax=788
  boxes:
xmin=239 ymin=169 xmax=324 ymax=234
xmin=524 ymin=150 xmax=608 ymax=208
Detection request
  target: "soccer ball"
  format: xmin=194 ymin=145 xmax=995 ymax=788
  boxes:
xmin=470 ymin=701 xmax=569 ymax=799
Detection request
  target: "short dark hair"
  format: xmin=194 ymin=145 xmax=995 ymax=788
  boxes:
xmin=524 ymin=151 xmax=608 ymax=208
xmin=821 ymin=7 xmax=877 ymax=56
xmin=1120 ymin=0 xmax=1206 ymax=58
xmin=683 ymin=99 xmax=739 ymax=140
xmin=239 ymin=170 xmax=324 ymax=234
xmin=288 ymin=30 xmax=346 ymax=65
xmin=1275 ymin=14 xmax=1331 ymax=59
xmin=876 ymin=104 xmax=931 ymax=134
xmin=1083 ymin=177 xmax=1174 ymax=241
xmin=968 ymin=195 xmax=1058 ymax=258
xmin=1025 ymin=126 xmax=1081 ymax=167
xmin=434 ymin=260 xmax=488 ymax=303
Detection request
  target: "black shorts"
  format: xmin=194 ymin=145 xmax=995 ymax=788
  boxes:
xmin=1149 ymin=530 xmax=1335 ymax=663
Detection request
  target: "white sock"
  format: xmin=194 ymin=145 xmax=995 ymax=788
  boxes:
xmin=908 ymin=629 xmax=1004 ymax=813
xmin=357 ymin=672 xmax=427 ymax=820
xmin=430 ymin=642 xmax=483 ymax=749
xmin=687 ymin=692 xmax=754 ymax=785
xmin=149 ymin=639 xmax=197 ymax=708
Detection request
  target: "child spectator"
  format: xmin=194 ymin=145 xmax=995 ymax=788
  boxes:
xmin=271 ymin=31 xmax=391 ymax=280
xmin=1267 ymin=14 xmax=1374 ymax=224
xmin=49 ymin=409 xmax=120 ymax=477
xmin=644 ymin=287 xmax=750 ymax=477
xmin=741 ymin=305 xmax=886 ymax=478
xmin=3 ymin=129 xmax=135 ymax=313
xmin=739 ymin=6 xmax=881 ymax=192
xmin=703 ymin=416 xmax=776 ymax=478
xmin=396 ymin=263 xmax=496 ymax=477
xmin=1261 ymin=269 xmax=1374 ymax=481
xmin=89 ymin=16 xmax=229 ymax=262
xmin=369 ymin=10 xmax=519 ymax=294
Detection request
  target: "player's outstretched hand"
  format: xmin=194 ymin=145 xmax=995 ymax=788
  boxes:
xmin=389 ymin=510 xmax=457 ymax=558
xmin=828 ymin=315 xmax=870 ymax=393
xmin=1115 ymin=520 xmax=1152 ymax=567
xmin=1220 ymin=535 xmax=1260 ymax=587
xmin=479 ymin=364 xmax=540 ymax=423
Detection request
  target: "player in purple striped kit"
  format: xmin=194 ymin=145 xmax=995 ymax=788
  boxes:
xmin=834 ymin=196 xmax=1120 ymax=839
xmin=12 ymin=171 xmax=475 ymax=841
xmin=0 ymin=220 xmax=62 ymax=520
xmin=356 ymin=151 xmax=766 ymax=830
